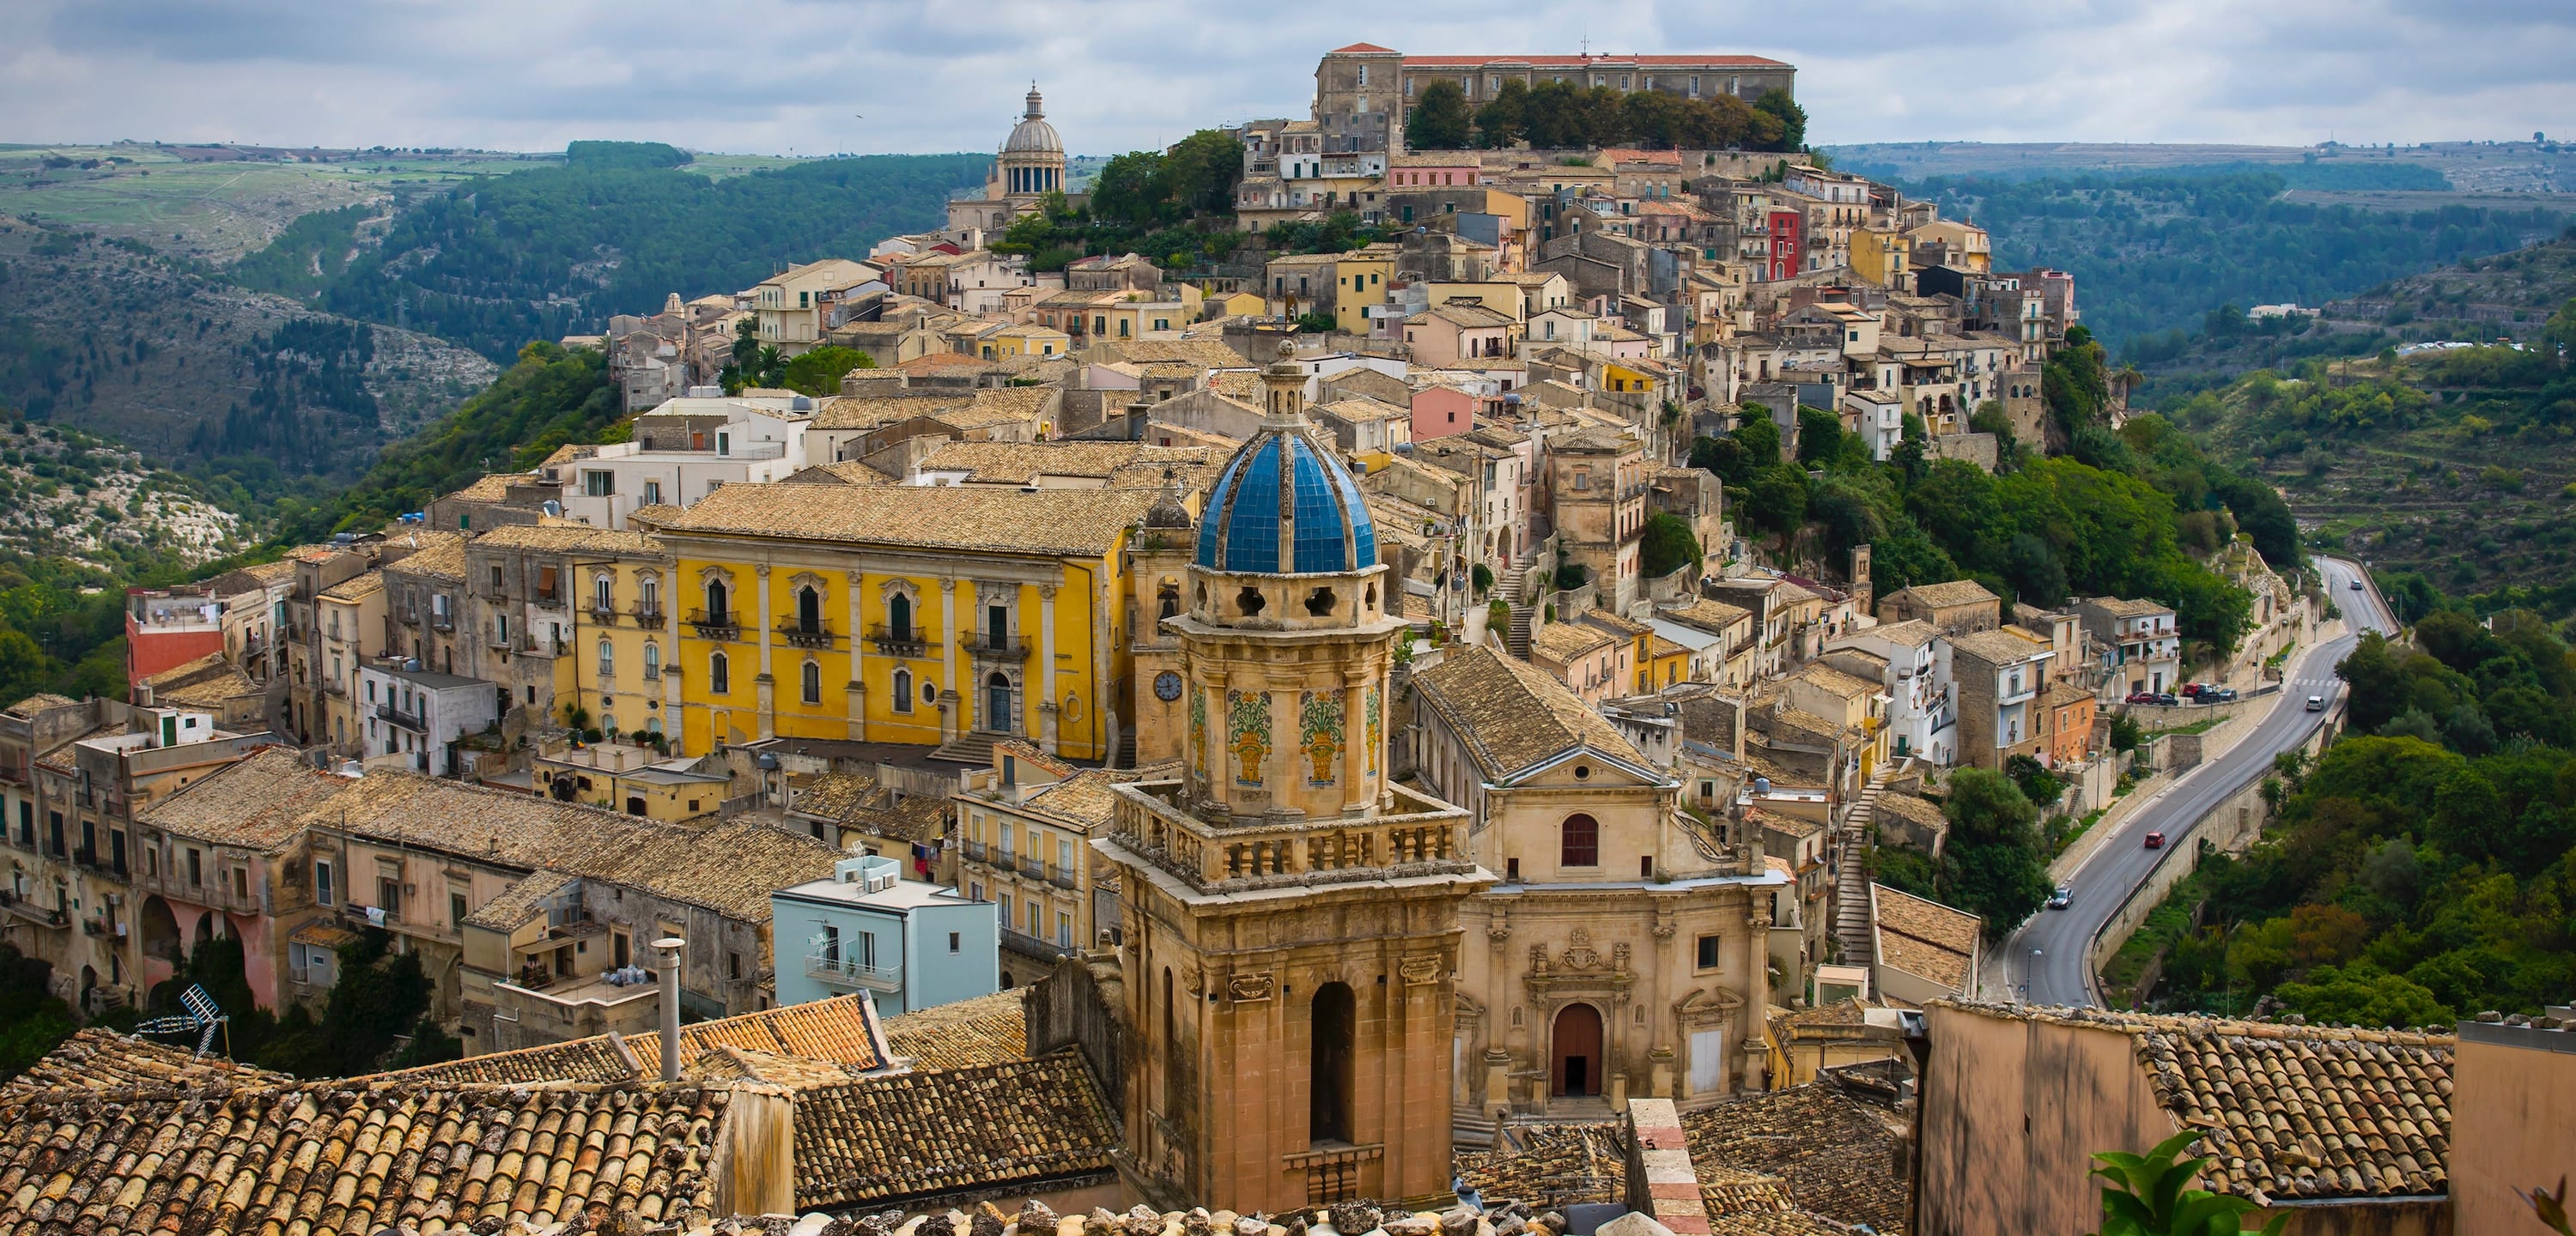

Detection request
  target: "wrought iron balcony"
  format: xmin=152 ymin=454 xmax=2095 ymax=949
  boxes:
xmin=958 ymin=629 xmax=1031 ymax=661
xmin=775 ymin=620 xmax=836 ymax=650
xmin=688 ymin=610 xmax=741 ymax=641
xmin=804 ymin=949 xmax=902 ymax=991
xmin=866 ymin=625 xmax=931 ymax=658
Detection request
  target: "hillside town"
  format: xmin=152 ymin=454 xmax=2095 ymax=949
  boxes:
xmin=0 ymin=46 xmax=2557 ymax=1236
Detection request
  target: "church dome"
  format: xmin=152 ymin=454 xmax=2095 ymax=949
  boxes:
xmin=1194 ymin=427 xmax=1376 ymax=575
xmin=1003 ymin=88 xmax=1062 ymax=155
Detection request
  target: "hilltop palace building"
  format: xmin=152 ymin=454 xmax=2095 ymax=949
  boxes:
xmin=1312 ymin=45 xmax=1797 ymax=154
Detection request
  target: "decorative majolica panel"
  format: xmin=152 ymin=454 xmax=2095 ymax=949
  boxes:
xmin=1189 ymin=687 xmax=1209 ymax=782
xmin=1365 ymin=685 xmax=1382 ymax=777
xmin=1227 ymin=689 xmax=1271 ymax=787
xmin=1299 ymin=690 xmax=1344 ymax=786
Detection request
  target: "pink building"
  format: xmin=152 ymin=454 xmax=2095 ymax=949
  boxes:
xmin=1401 ymin=302 xmax=1516 ymax=367
xmin=1411 ymin=385 xmax=1478 ymax=441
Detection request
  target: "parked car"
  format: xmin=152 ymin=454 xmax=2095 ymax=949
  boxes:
xmin=2154 ymin=693 xmax=2182 ymax=707
xmin=2181 ymin=682 xmax=2207 ymax=698
xmin=2143 ymin=832 xmax=2166 ymax=849
xmin=2206 ymin=688 xmax=2238 ymax=703
xmin=2126 ymin=691 xmax=2158 ymax=705
xmin=2306 ymin=694 xmax=2325 ymax=712
xmin=2047 ymin=886 xmax=2073 ymax=909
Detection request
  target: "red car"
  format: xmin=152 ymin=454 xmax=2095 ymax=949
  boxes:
xmin=2143 ymin=832 xmax=2166 ymax=849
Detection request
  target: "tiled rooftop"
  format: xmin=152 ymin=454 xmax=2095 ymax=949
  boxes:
xmin=1 ymin=1028 xmax=291 ymax=1097
xmin=793 ymin=1049 xmax=1117 ymax=1211
xmin=138 ymin=651 xmax=258 ymax=709
xmin=371 ymin=993 xmax=888 ymax=1086
xmin=1455 ymin=1122 xmax=1626 ymax=1210
xmin=1682 ymin=1084 xmax=1913 ymax=1235
xmin=1936 ymin=1001 xmax=2456 ymax=1204
xmin=1412 ymin=645 xmax=1648 ymax=780
xmin=880 ymin=990 xmax=1029 ymax=1072
xmin=1871 ymin=883 xmax=1980 ymax=990
xmin=134 ymin=747 xmax=356 ymax=853
xmin=1948 ymin=627 xmax=2050 ymax=665
xmin=1530 ymin=620 xmax=1615 ymax=661
xmin=0 ymin=1080 xmax=728 ymax=1236
xmin=655 ymin=482 xmax=1158 ymax=557
xmin=1890 ymin=580 xmax=1998 ymax=609
xmin=468 ymin=523 xmax=665 ymax=557
xmin=916 ymin=439 xmax=1214 ymax=485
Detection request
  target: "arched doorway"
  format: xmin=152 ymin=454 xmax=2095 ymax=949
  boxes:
xmin=984 ymin=672 xmax=1012 ymax=733
xmin=1552 ymin=1003 xmax=1604 ymax=1097
xmin=139 ymin=895 xmax=180 ymax=963
xmin=1311 ymin=981 xmax=1356 ymax=1143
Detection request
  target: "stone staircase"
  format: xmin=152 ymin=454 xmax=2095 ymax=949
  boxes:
xmin=1831 ymin=827 xmax=1875 ymax=970
xmin=1500 ymin=555 xmax=1538 ymax=660
xmin=1452 ymin=1109 xmax=1500 ymax=1151
xmin=928 ymin=730 xmax=1002 ymax=766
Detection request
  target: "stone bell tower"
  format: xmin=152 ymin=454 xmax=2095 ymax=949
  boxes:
xmin=1098 ymin=343 xmax=1488 ymax=1212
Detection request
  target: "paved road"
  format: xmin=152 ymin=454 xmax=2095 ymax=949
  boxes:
xmin=1996 ymin=556 xmax=2394 ymax=1007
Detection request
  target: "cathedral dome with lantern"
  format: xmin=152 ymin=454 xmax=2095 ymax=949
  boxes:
xmin=1193 ymin=427 xmax=1376 ymax=575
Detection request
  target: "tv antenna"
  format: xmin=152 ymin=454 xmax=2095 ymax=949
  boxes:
xmin=134 ymin=983 xmax=233 ymax=1059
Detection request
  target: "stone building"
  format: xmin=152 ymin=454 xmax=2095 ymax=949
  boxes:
xmin=1095 ymin=344 xmax=1485 ymax=1210
xmin=947 ymin=87 xmax=1068 ymax=235
xmin=1410 ymin=645 xmax=1783 ymax=1122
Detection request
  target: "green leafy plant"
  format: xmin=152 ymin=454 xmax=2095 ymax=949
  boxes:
xmin=2524 ymin=1177 xmax=2571 ymax=1235
xmin=2088 ymin=1130 xmax=2287 ymax=1236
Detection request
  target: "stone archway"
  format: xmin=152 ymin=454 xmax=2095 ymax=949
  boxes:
xmin=139 ymin=895 xmax=181 ymax=963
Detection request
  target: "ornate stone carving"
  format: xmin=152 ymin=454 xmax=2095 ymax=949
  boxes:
xmin=1183 ymin=965 xmax=1206 ymax=997
xmin=1560 ymin=929 xmax=1603 ymax=972
xmin=1528 ymin=942 xmax=1551 ymax=976
xmin=1400 ymin=954 xmax=1443 ymax=985
xmin=1613 ymin=942 xmax=1631 ymax=973
xmin=1226 ymin=972 xmax=1273 ymax=1003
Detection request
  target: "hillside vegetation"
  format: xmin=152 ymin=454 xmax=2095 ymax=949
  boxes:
xmin=2164 ymin=292 xmax=2576 ymax=594
xmin=1910 ymin=170 xmax=2570 ymax=354
xmin=235 ymin=153 xmax=989 ymax=360
xmin=2135 ymin=607 xmax=2576 ymax=1023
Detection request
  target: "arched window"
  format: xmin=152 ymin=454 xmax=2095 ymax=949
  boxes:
xmin=642 ymin=642 xmax=660 ymax=678
xmin=801 ymin=659 xmax=822 ymax=704
xmin=640 ymin=575 xmax=660 ymax=618
xmin=592 ymin=573 xmax=613 ymax=611
xmin=1310 ymin=982 xmax=1356 ymax=1144
xmin=705 ymin=579 xmax=730 ymax=623
xmin=597 ymin=638 xmax=613 ymax=678
xmin=1560 ymin=813 xmax=1600 ymax=868
xmin=709 ymin=651 xmax=730 ymax=695
xmin=797 ymin=585 xmax=821 ymax=634
xmin=888 ymin=592 xmax=913 ymax=641
xmin=892 ymin=668 xmax=914 ymax=713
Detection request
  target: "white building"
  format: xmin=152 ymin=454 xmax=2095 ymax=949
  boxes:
xmin=552 ymin=392 xmax=817 ymax=529
xmin=1824 ymin=620 xmax=1954 ymax=766
xmin=355 ymin=661 xmax=500 ymax=778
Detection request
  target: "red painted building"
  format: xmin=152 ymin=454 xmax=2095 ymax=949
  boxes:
xmin=1767 ymin=209 xmax=1803 ymax=282
xmin=124 ymin=587 xmax=227 ymax=698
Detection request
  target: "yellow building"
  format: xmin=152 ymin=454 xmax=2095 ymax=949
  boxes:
xmin=1850 ymin=227 xmax=1916 ymax=292
xmin=532 ymin=741 xmax=730 ymax=821
xmin=1331 ymin=251 xmax=1394 ymax=335
xmin=1200 ymin=290 xmax=1266 ymax=319
xmin=460 ymin=524 xmax=668 ymax=742
xmin=314 ymin=573 xmax=386 ymax=757
xmin=986 ymin=323 xmax=1071 ymax=360
xmin=652 ymin=482 xmax=1163 ymax=761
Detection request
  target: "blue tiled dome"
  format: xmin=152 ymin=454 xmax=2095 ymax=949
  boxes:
xmin=1194 ymin=428 xmax=1376 ymax=574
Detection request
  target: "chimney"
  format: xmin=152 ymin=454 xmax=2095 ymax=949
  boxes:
xmin=655 ymin=936 xmax=687 ymax=1082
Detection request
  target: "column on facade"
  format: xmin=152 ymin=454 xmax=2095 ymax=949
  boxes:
xmin=939 ymin=579 xmax=960 ymax=742
xmin=1037 ymin=582 xmax=1059 ymax=755
xmin=753 ymin=564 xmax=775 ymax=739
xmin=1340 ymin=666 xmax=1368 ymax=815
xmin=844 ymin=569 xmax=867 ymax=742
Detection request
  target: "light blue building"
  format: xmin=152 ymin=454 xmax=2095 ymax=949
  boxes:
xmin=769 ymin=855 xmax=995 ymax=1015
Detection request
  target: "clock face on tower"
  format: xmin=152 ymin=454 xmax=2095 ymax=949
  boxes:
xmin=1154 ymin=670 xmax=1184 ymax=702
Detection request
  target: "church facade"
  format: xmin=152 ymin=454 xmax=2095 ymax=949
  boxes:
xmin=948 ymin=86 xmax=1069 ymax=236
xmin=1096 ymin=346 xmax=1487 ymax=1213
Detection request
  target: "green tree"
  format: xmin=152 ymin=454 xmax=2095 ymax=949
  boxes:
xmin=1406 ymin=81 xmax=1474 ymax=150
xmin=1089 ymin=149 xmax=1164 ymax=225
xmin=1939 ymin=767 xmax=2055 ymax=936
xmin=1795 ymin=405 xmax=1844 ymax=466
xmin=777 ymin=346 xmax=873 ymax=397
xmin=1752 ymin=89 xmax=1807 ymax=151
xmin=1155 ymin=129 xmax=1249 ymax=218
xmin=1742 ymin=463 xmax=1809 ymax=535
xmin=1474 ymin=78 xmax=1530 ymax=148
xmin=1638 ymin=512 xmax=1703 ymax=579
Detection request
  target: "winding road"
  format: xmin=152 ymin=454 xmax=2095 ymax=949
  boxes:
xmin=1996 ymin=555 xmax=2394 ymax=1007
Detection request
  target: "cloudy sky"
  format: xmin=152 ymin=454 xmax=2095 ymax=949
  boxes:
xmin=5 ymin=0 xmax=2571 ymax=155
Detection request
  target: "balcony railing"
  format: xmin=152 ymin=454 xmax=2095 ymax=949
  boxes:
xmin=962 ymin=839 xmax=988 ymax=862
xmin=430 ymin=613 xmax=455 ymax=632
xmin=866 ymin=625 xmax=931 ymax=657
xmin=804 ymin=950 xmax=902 ymax=991
xmin=775 ymin=621 xmax=836 ymax=650
xmin=376 ymin=703 xmax=428 ymax=731
xmin=1016 ymin=854 xmax=1044 ymax=880
xmin=0 ymin=890 xmax=68 ymax=929
xmin=1048 ymin=862 xmax=1077 ymax=890
xmin=589 ymin=603 xmax=618 ymax=624
xmin=959 ymin=629 xmax=1031 ymax=661
xmin=634 ymin=607 xmax=665 ymax=627
xmin=689 ymin=611 xmax=742 ymax=641
xmin=1001 ymin=925 xmax=1076 ymax=960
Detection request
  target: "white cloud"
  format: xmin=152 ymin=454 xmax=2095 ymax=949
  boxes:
xmin=3 ymin=0 xmax=2567 ymax=154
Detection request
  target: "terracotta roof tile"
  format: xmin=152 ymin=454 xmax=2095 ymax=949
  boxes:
xmin=135 ymin=747 xmax=356 ymax=853
xmin=0 ymin=1080 xmax=729 ymax=1235
xmin=656 ymin=483 xmax=1157 ymax=558
xmin=1411 ymin=645 xmax=1647 ymax=780
xmin=1872 ymin=883 xmax=1980 ymax=990
xmin=1890 ymin=580 xmax=1998 ymax=609
xmin=792 ymin=1049 xmax=1117 ymax=1209
xmin=1683 ymin=1084 xmax=1912 ymax=1234
xmin=3 ymin=1029 xmax=291 ymax=1097
xmin=1455 ymin=1122 xmax=1625 ymax=1210
xmin=467 ymin=523 xmax=665 ymax=557
xmin=880 ymin=990 xmax=1030 ymax=1072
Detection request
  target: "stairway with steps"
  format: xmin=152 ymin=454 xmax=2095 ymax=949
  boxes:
xmin=1500 ymin=557 xmax=1536 ymax=659
xmin=1831 ymin=828 xmax=1875 ymax=969
xmin=928 ymin=730 xmax=1002 ymax=765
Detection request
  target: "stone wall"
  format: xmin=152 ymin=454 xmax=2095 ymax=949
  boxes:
xmin=1026 ymin=951 xmax=1126 ymax=1107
